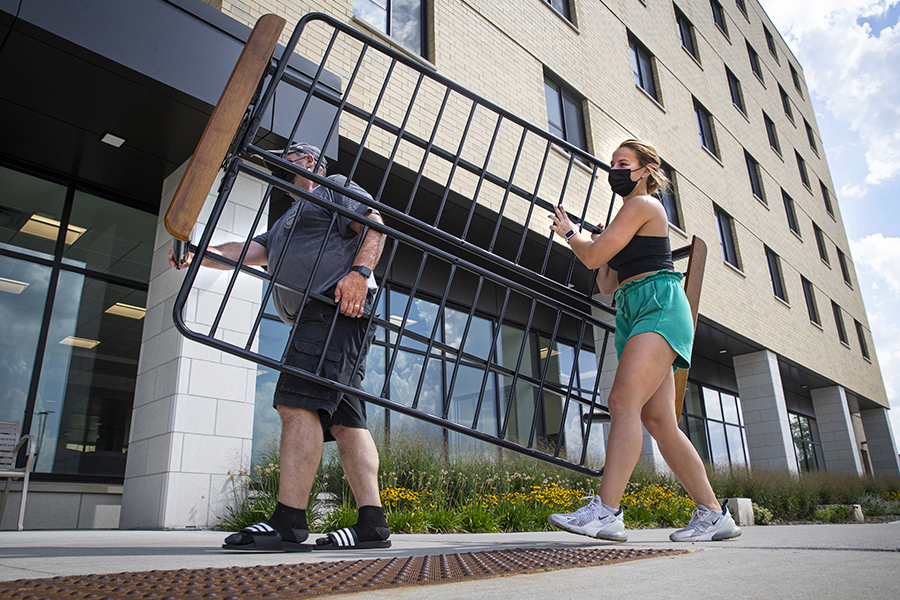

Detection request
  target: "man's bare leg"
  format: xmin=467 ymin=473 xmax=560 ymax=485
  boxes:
xmin=277 ymin=405 xmax=325 ymax=509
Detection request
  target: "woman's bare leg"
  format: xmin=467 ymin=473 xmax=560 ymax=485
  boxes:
xmin=597 ymin=332 xmax=679 ymax=509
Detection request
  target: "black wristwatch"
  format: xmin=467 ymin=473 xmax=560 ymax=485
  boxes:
xmin=349 ymin=265 xmax=372 ymax=279
xmin=565 ymin=229 xmax=577 ymax=243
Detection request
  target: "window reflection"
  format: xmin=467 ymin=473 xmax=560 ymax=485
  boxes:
xmin=680 ymin=382 xmax=749 ymax=469
xmin=0 ymin=255 xmax=52 ymax=424
xmin=0 ymin=165 xmax=68 ymax=260
xmin=32 ymin=273 xmax=146 ymax=477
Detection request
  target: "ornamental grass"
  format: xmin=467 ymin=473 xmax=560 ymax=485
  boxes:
xmin=219 ymin=432 xmax=900 ymax=533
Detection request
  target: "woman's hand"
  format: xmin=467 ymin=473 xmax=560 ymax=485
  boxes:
xmin=548 ymin=205 xmax=578 ymax=240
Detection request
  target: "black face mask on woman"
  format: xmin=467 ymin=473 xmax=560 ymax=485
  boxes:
xmin=608 ymin=168 xmax=642 ymax=197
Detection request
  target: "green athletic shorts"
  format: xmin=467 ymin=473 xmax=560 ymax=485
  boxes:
xmin=613 ymin=270 xmax=693 ymax=371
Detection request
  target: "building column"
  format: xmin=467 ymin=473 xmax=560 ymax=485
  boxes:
xmin=733 ymin=350 xmax=798 ymax=474
xmin=810 ymin=386 xmax=863 ymax=475
xmin=860 ymin=407 xmax=900 ymax=478
xmin=120 ymin=164 xmax=266 ymax=529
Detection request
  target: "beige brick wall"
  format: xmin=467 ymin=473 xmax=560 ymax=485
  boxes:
xmin=213 ymin=0 xmax=887 ymax=408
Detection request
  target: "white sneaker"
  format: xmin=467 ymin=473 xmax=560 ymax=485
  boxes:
xmin=548 ymin=492 xmax=628 ymax=541
xmin=669 ymin=501 xmax=742 ymax=542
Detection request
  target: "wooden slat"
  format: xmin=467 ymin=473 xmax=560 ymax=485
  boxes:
xmin=674 ymin=236 xmax=707 ymax=422
xmin=165 ymin=13 xmax=286 ymax=241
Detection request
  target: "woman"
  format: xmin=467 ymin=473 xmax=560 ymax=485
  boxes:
xmin=547 ymin=139 xmax=740 ymax=543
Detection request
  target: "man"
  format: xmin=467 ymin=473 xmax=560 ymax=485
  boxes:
xmin=168 ymin=142 xmax=389 ymax=552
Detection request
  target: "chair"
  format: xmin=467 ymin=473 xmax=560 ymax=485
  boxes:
xmin=0 ymin=421 xmax=36 ymax=531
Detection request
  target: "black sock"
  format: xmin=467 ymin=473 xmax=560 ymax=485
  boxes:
xmin=353 ymin=505 xmax=390 ymax=541
xmin=270 ymin=502 xmax=309 ymax=542
xmin=225 ymin=502 xmax=308 ymax=545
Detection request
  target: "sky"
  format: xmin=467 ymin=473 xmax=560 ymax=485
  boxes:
xmin=755 ymin=1 xmax=900 ymax=456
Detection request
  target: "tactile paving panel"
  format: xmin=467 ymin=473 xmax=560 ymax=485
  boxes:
xmin=0 ymin=547 xmax=687 ymax=599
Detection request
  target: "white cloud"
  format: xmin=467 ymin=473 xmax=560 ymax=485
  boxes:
xmin=850 ymin=233 xmax=900 ymax=292
xmin=759 ymin=1 xmax=900 ymax=185
xmin=840 ymin=184 xmax=867 ymax=198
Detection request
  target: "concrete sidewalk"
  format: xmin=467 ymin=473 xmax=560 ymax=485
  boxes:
xmin=1 ymin=523 xmax=898 ymax=599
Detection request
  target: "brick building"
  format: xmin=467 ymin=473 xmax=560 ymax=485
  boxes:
xmin=0 ymin=0 xmax=896 ymax=530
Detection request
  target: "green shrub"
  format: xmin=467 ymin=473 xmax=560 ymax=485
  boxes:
xmin=813 ymin=505 xmax=856 ymax=523
xmin=752 ymin=502 xmax=773 ymax=525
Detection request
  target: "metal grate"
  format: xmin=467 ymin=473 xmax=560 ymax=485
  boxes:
xmin=170 ymin=13 xmax=698 ymax=476
xmin=0 ymin=547 xmax=687 ymax=599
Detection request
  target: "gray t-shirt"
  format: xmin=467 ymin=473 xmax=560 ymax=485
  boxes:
xmin=253 ymin=175 xmax=377 ymax=325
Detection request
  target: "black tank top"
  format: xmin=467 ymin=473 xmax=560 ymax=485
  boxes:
xmin=607 ymin=235 xmax=674 ymax=283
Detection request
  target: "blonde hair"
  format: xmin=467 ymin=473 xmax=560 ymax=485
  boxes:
xmin=618 ymin=139 xmax=670 ymax=196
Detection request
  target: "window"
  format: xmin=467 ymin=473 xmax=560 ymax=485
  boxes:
xmin=790 ymin=63 xmax=804 ymax=97
xmin=353 ymin=0 xmax=426 ymax=57
xmin=820 ymin=180 xmax=834 ymax=216
xmin=764 ymin=111 xmax=780 ymax=154
xmin=726 ymin=67 xmax=745 ymax=113
xmin=805 ymin=119 xmax=819 ymax=156
xmin=765 ymin=246 xmax=787 ymax=301
xmin=796 ymin=151 xmax=810 ymax=189
xmin=779 ymin=85 xmax=794 ymax=123
xmin=544 ymin=0 xmax=572 ymax=21
xmin=790 ymin=412 xmax=824 ymax=472
xmin=747 ymin=41 xmax=763 ymax=82
xmin=745 ymin=151 xmax=765 ymax=202
xmin=783 ymin=189 xmax=800 ymax=236
xmin=676 ymin=6 xmax=699 ymax=61
xmin=657 ymin=162 xmax=681 ymax=229
xmin=735 ymin=0 xmax=747 ymax=18
xmin=855 ymin=320 xmax=871 ymax=360
xmin=711 ymin=0 xmax=728 ymax=36
xmin=814 ymin=223 xmax=829 ymax=264
xmin=832 ymin=301 xmax=848 ymax=345
xmin=837 ymin=249 xmax=852 ymax=286
xmin=801 ymin=276 xmax=820 ymax=324
xmin=544 ymin=76 xmax=588 ymax=152
xmin=0 ymin=164 xmax=155 ymax=481
xmin=764 ymin=26 xmax=778 ymax=62
xmin=715 ymin=205 xmax=739 ymax=267
xmin=630 ymin=35 xmax=659 ymax=101
xmin=694 ymin=98 xmax=718 ymax=157
xmin=679 ymin=383 xmax=749 ymax=468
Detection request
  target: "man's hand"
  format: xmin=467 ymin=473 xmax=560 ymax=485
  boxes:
xmin=168 ymin=246 xmax=193 ymax=269
xmin=334 ymin=270 xmax=369 ymax=318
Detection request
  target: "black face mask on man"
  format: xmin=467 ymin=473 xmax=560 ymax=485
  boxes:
xmin=607 ymin=168 xmax=643 ymax=197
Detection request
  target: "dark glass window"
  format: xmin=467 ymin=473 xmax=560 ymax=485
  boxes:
xmin=545 ymin=0 xmax=571 ymax=20
xmin=694 ymin=98 xmax=718 ymax=156
xmin=837 ymin=249 xmax=852 ymax=286
xmin=765 ymin=246 xmax=787 ymax=301
xmin=711 ymin=0 xmax=728 ymax=35
xmin=832 ymin=301 xmax=848 ymax=345
xmin=783 ymin=189 xmax=800 ymax=235
xmin=780 ymin=85 xmax=794 ymax=123
xmin=676 ymin=7 xmax=699 ymax=61
xmin=790 ymin=412 xmax=824 ymax=472
xmin=790 ymin=63 xmax=804 ymax=97
xmin=764 ymin=26 xmax=778 ymax=62
xmin=353 ymin=0 xmax=425 ymax=56
xmin=630 ymin=35 xmax=659 ymax=101
xmin=657 ymin=162 xmax=681 ymax=228
xmin=796 ymin=151 xmax=810 ymax=188
xmin=745 ymin=151 xmax=765 ymax=202
xmin=855 ymin=320 xmax=870 ymax=360
xmin=747 ymin=41 xmax=763 ymax=81
xmin=801 ymin=276 xmax=820 ymax=324
xmin=764 ymin=112 xmax=780 ymax=154
xmin=814 ymin=223 xmax=829 ymax=264
xmin=715 ymin=206 xmax=739 ymax=267
xmin=727 ymin=67 xmax=745 ymax=113
xmin=680 ymin=382 xmax=748 ymax=468
xmin=0 ymin=164 xmax=153 ymax=482
xmin=735 ymin=0 xmax=747 ymax=17
xmin=805 ymin=119 xmax=819 ymax=156
xmin=820 ymin=180 xmax=834 ymax=217
xmin=545 ymin=76 xmax=588 ymax=152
